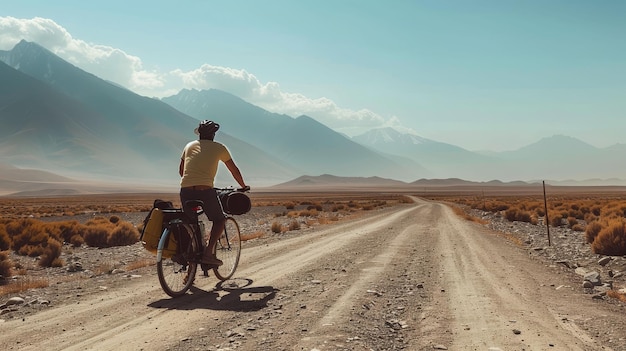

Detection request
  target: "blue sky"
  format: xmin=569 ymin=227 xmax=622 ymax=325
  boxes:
xmin=1 ymin=1 xmax=625 ymax=151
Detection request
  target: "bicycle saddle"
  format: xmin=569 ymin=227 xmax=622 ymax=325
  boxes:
xmin=183 ymin=200 xmax=204 ymax=220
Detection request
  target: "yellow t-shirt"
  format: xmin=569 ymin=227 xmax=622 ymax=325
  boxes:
xmin=180 ymin=140 xmax=232 ymax=187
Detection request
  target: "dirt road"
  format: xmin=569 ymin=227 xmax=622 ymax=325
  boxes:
xmin=2 ymin=198 xmax=624 ymax=350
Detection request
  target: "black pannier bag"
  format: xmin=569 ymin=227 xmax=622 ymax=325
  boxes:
xmin=218 ymin=191 xmax=251 ymax=215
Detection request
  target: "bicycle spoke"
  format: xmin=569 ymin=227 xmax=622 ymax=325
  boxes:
xmin=157 ymin=224 xmax=198 ymax=297
xmin=213 ymin=217 xmax=241 ymax=281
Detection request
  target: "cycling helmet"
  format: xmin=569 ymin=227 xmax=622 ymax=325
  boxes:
xmin=194 ymin=120 xmax=220 ymax=135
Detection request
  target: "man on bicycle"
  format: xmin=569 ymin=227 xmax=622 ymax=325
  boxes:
xmin=179 ymin=120 xmax=248 ymax=266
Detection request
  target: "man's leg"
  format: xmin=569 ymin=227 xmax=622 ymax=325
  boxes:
xmin=203 ymin=218 xmax=225 ymax=265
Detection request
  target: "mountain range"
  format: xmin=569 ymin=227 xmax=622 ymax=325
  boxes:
xmin=1 ymin=39 xmax=625 ymax=193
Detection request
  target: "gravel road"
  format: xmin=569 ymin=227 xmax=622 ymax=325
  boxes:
xmin=1 ymin=197 xmax=626 ymax=350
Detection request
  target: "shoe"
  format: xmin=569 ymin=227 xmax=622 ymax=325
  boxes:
xmin=201 ymin=255 xmax=223 ymax=266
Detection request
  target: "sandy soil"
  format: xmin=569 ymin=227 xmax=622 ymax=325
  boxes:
xmin=1 ymin=197 xmax=626 ymax=350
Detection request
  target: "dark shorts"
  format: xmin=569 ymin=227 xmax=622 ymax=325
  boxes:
xmin=180 ymin=187 xmax=226 ymax=221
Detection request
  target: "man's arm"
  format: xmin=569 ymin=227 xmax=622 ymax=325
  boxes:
xmin=224 ymin=159 xmax=246 ymax=189
xmin=179 ymin=158 xmax=184 ymax=177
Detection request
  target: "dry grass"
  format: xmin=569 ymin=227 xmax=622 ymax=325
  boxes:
xmin=449 ymin=204 xmax=488 ymax=224
xmin=0 ymin=277 xmax=49 ymax=295
xmin=241 ymin=230 xmax=265 ymax=241
xmin=607 ymin=290 xmax=626 ymax=303
xmin=93 ymin=261 xmax=115 ymax=275
xmin=124 ymin=258 xmax=154 ymax=271
xmin=431 ymin=192 xmax=626 ymax=256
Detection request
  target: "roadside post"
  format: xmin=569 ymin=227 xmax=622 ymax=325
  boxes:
xmin=543 ymin=181 xmax=551 ymax=246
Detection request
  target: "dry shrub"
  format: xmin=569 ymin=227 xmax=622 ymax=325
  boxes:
xmin=19 ymin=244 xmax=44 ymax=257
xmin=288 ymin=220 xmax=301 ymax=231
xmin=84 ymin=226 xmax=110 ymax=247
xmin=505 ymin=208 xmax=534 ymax=223
xmin=0 ymin=224 xmax=10 ymax=251
xmin=549 ymin=214 xmax=564 ymax=227
xmin=0 ymin=250 xmax=12 ymax=279
xmin=306 ymin=204 xmax=323 ymax=211
xmin=535 ymin=208 xmax=546 ymax=217
xmin=585 ymin=221 xmax=604 ymax=244
xmin=331 ymin=204 xmax=345 ymax=212
xmin=591 ymin=206 xmax=602 ymax=216
xmin=271 ymin=221 xmax=283 ymax=233
xmin=584 ymin=213 xmax=598 ymax=223
xmin=39 ymin=238 xmax=63 ymax=267
xmin=300 ymin=209 xmax=318 ymax=217
xmin=284 ymin=202 xmax=296 ymax=210
xmin=70 ymin=234 xmax=84 ymax=247
xmin=54 ymin=220 xmax=85 ymax=243
xmin=592 ymin=219 xmax=626 ymax=256
xmin=567 ymin=217 xmax=578 ymax=228
xmin=12 ymin=222 xmax=49 ymax=253
xmin=107 ymin=222 xmax=139 ymax=247
xmin=483 ymin=201 xmax=509 ymax=212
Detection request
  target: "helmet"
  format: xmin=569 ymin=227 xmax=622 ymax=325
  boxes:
xmin=194 ymin=120 xmax=220 ymax=135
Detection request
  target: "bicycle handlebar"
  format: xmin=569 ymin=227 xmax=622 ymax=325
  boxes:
xmin=215 ymin=185 xmax=250 ymax=193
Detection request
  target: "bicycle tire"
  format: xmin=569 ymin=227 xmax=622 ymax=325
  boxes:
xmin=157 ymin=223 xmax=198 ymax=297
xmin=213 ymin=217 xmax=241 ymax=281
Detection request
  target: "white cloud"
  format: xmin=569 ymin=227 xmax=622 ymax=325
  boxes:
xmin=0 ymin=16 xmax=408 ymax=137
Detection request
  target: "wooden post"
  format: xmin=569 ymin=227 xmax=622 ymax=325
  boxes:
xmin=543 ymin=181 xmax=551 ymax=246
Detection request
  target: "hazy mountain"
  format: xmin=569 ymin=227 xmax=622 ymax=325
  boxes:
xmin=353 ymin=127 xmax=505 ymax=180
xmin=273 ymin=174 xmax=409 ymax=189
xmin=0 ymin=163 xmax=74 ymax=183
xmin=495 ymin=135 xmax=624 ymax=181
xmin=0 ymin=41 xmax=298 ymax=185
xmin=163 ymin=89 xmax=427 ymax=181
xmin=1 ymin=40 xmax=624 ymax=187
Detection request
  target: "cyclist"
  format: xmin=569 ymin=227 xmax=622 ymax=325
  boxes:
xmin=179 ymin=120 xmax=248 ymax=266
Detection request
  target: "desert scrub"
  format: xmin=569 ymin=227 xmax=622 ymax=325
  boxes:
xmin=504 ymin=208 xmax=536 ymax=224
xmin=271 ymin=221 xmax=283 ymax=233
xmin=592 ymin=219 xmax=626 ymax=256
xmin=2 ymin=216 xmax=139 ymax=265
xmin=0 ymin=250 xmax=13 ymax=279
xmin=0 ymin=224 xmax=10 ymax=251
xmin=288 ymin=220 xmax=301 ymax=231
xmin=585 ymin=221 xmax=604 ymax=244
xmin=39 ymin=238 xmax=64 ymax=267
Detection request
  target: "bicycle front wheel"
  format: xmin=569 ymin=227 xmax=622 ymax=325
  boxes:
xmin=213 ymin=217 xmax=241 ymax=281
xmin=157 ymin=224 xmax=198 ymax=297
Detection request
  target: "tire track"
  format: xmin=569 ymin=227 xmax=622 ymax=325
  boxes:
xmin=0 ymin=204 xmax=420 ymax=351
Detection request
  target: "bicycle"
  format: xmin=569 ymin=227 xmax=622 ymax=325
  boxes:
xmin=155 ymin=186 xmax=249 ymax=297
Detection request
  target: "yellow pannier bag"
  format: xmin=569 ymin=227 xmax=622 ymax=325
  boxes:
xmin=140 ymin=208 xmax=179 ymax=258
xmin=140 ymin=207 xmax=164 ymax=254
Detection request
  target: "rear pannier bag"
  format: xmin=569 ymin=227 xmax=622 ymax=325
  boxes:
xmin=140 ymin=200 xmax=181 ymax=257
xmin=218 ymin=191 xmax=251 ymax=215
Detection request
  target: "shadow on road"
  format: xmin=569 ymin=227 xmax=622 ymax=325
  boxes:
xmin=148 ymin=277 xmax=279 ymax=312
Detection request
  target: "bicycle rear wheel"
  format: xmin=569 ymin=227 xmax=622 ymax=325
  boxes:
xmin=213 ymin=217 xmax=241 ymax=280
xmin=157 ymin=224 xmax=198 ymax=297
